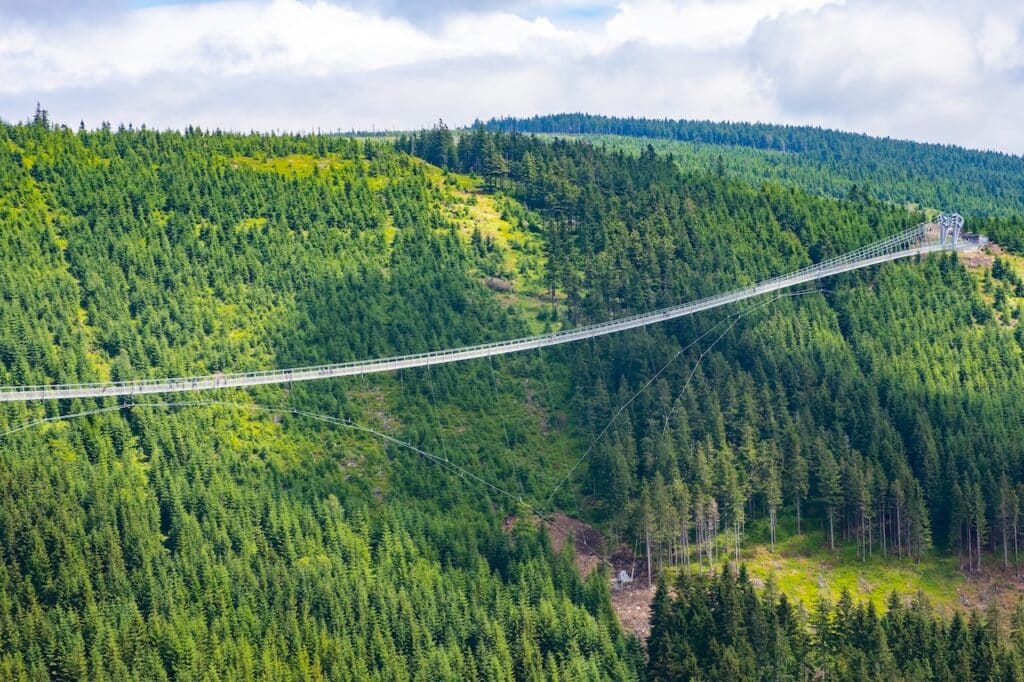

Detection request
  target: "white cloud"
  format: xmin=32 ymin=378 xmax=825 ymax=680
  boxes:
xmin=605 ymin=0 xmax=841 ymax=49
xmin=0 ymin=0 xmax=599 ymax=95
xmin=751 ymin=4 xmax=977 ymax=112
xmin=440 ymin=12 xmax=583 ymax=58
xmin=977 ymin=13 xmax=1024 ymax=71
xmin=2 ymin=1 xmax=443 ymax=91
xmin=745 ymin=1 xmax=1024 ymax=152
xmin=0 ymin=0 xmax=1022 ymax=154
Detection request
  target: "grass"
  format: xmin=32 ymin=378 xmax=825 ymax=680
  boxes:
xmin=227 ymin=153 xmax=356 ymax=177
xmin=739 ymin=513 xmax=965 ymax=616
xmin=660 ymin=511 xmax=1023 ymax=619
xmin=416 ymin=162 xmax=563 ymax=334
xmin=725 ymin=513 xmax=1024 ymax=619
xmin=964 ymin=247 xmax=1024 ymax=328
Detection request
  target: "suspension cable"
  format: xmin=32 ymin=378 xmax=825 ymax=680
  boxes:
xmin=540 ymin=287 xmax=827 ymax=514
xmin=0 ymin=287 xmax=830 ymax=567
xmin=0 ymin=396 xmax=610 ymax=557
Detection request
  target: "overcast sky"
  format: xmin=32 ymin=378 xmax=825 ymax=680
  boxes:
xmin=1 ymin=0 xmax=1022 ymax=153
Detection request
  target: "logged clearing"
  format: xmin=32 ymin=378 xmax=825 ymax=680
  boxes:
xmin=741 ymin=515 xmax=1024 ymax=619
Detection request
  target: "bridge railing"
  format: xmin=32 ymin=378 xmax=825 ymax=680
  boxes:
xmin=0 ymin=222 xmax=957 ymax=401
xmin=755 ymin=223 xmax=929 ymax=293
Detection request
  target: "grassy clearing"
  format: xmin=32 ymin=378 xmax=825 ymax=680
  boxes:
xmin=725 ymin=513 xmax=1024 ymax=619
xmin=740 ymin=514 xmax=965 ymax=616
xmin=417 ymin=162 xmax=562 ymax=334
xmin=421 ymin=165 xmax=543 ymax=279
xmin=661 ymin=512 xmax=1020 ymax=619
xmin=227 ymin=153 xmax=356 ymax=177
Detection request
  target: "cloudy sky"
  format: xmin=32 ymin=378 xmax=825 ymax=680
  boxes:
xmin=1 ymin=0 xmax=1022 ymax=153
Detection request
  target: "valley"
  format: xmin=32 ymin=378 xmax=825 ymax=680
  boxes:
xmin=2 ymin=114 xmax=1024 ymax=678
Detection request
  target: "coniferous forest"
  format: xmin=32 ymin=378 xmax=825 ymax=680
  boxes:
xmin=483 ymin=113 xmax=1024 ymax=219
xmin=647 ymin=568 xmax=1024 ymax=680
xmin=2 ymin=109 xmax=1024 ymax=679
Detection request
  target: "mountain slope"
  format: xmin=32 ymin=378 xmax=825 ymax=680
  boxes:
xmin=0 ymin=120 xmax=641 ymax=680
xmin=402 ymin=124 xmax=1024 ymax=584
xmin=482 ymin=113 xmax=1024 ymax=219
xmin=3 ymin=115 xmax=1024 ymax=679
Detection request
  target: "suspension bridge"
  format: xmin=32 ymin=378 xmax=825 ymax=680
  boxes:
xmin=0 ymin=216 xmax=979 ymax=404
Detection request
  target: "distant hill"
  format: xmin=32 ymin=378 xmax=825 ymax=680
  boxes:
xmin=482 ymin=113 xmax=1024 ymax=218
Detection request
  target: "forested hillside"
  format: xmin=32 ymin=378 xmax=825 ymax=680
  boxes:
xmin=483 ymin=114 xmax=1024 ymax=220
xmin=647 ymin=568 xmax=1024 ymax=680
xmin=401 ymin=125 xmax=1024 ymax=579
xmin=0 ymin=115 xmax=641 ymax=680
xmin=4 ymin=110 xmax=1024 ymax=680
xmin=400 ymin=124 xmax=1024 ymax=659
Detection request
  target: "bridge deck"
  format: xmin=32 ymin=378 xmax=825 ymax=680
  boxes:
xmin=0 ymin=232 xmax=974 ymax=403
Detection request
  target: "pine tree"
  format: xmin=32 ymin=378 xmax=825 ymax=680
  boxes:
xmin=790 ymin=450 xmax=809 ymax=536
xmin=766 ymin=456 xmax=782 ymax=552
xmin=817 ymin=443 xmax=842 ymax=551
xmin=672 ymin=476 xmax=692 ymax=573
xmin=907 ymin=480 xmax=932 ymax=563
xmin=973 ymin=482 xmax=987 ymax=573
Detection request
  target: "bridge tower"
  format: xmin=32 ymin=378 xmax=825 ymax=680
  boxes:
xmin=937 ymin=213 xmax=964 ymax=248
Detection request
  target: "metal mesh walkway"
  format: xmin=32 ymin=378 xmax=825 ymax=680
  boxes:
xmin=0 ymin=221 xmax=972 ymax=403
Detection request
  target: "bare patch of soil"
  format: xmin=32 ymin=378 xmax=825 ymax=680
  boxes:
xmin=612 ymin=584 xmax=656 ymax=641
xmin=484 ymin=276 xmax=513 ymax=292
xmin=504 ymin=513 xmax=605 ymax=577
xmin=960 ymin=244 xmax=1001 ymax=269
xmin=546 ymin=512 xmax=606 ymax=578
xmin=606 ymin=543 xmax=656 ymax=641
xmin=956 ymin=564 xmax=1024 ymax=615
xmin=504 ymin=513 xmax=658 ymax=641
xmin=961 ymin=250 xmax=995 ymax=269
